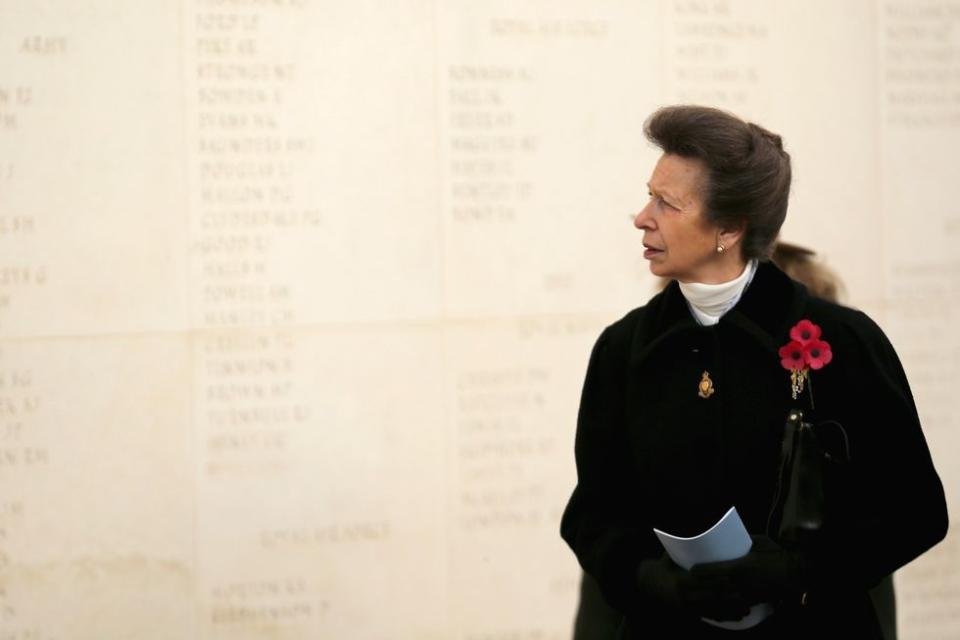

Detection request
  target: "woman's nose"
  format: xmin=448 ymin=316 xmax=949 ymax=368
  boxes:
xmin=633 ymin=203 xmax=654 ymax=230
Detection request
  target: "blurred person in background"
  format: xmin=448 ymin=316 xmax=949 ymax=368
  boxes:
xmin=770 ymin=242 xmax=843 ymax=304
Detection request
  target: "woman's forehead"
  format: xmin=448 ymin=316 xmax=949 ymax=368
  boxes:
xmin=649 ymin=154 xmax=706 ymax=200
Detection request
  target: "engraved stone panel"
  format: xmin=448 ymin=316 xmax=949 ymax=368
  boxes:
xmin=0 ymin=3 xmax=187 ymax=338
xmin=0 ymin=335 xmax=194 ymax=639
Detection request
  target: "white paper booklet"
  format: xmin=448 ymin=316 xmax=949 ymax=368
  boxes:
xmin=652 ymin=506 xmax=773 ymax=630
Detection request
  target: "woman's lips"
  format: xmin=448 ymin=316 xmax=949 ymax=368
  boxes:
xmin=643 ymin=247 xmax=664 ymax=259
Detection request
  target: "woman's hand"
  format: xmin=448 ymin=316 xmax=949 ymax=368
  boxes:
xmin=635 ymin=553 xmax=751 ymax=621
xmin=691 ymin=535 xmax=809 ymax=603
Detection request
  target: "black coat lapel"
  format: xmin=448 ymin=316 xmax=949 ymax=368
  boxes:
xmin=723 ymin=261 xmax=809 ymax=356
xmin=629 ymin=261 xmax=809 ymax=367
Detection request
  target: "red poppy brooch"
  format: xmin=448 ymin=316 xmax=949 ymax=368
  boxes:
xmin=779 ymin=319 xmax=832 ymax=400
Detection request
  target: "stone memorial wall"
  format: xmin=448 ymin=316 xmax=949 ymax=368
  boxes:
xmin=0 ymin=1 xmax=957 ymax=637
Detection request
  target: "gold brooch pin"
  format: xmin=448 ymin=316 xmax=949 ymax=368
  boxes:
xmin=698 ymin=371 xmax=715 ymax=399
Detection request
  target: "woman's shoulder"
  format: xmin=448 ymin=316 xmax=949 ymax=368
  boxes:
xmin=803 ymin=295 xmax=902 ymax=369
xmin=600 ymin=288 xmax=671 ymax=347
xmin=804 ymin=295 xmax=884 ymax=336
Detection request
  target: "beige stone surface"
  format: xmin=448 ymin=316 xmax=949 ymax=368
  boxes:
xmin=0 ymin=1 xmax=956 ymax=638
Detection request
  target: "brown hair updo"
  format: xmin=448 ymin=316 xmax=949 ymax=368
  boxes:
xmin=644 ymin=105 xmax=792 ymax=260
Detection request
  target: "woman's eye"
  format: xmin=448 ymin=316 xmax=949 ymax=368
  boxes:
xmin=648 ymin=192 xmax=677 ymax=210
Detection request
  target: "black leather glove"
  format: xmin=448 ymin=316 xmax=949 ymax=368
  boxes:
xmin=636 ymin=553 xmax=751 ymax=622
xmin=691 ymin=535 xmax=809 ymax=603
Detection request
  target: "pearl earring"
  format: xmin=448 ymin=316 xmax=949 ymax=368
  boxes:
xmin=716 ymin=244 xmax=725 ymax=254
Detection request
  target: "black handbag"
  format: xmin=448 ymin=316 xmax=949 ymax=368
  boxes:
xmin=767 ymin=409 xmax=850 ymax=549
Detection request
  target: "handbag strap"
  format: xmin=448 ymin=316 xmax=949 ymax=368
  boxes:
xmin=814 ymin=419 xmax=851 ymax=463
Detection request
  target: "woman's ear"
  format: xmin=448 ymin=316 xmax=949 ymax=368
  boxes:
xmin=718 ymin=222 xmax=746 ymax=253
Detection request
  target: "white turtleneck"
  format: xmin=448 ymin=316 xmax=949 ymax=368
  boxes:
xmin=678 ymin=259 xmax=759 ymax=326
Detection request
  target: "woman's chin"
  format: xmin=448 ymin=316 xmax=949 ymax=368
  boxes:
xmin=647 ymin=263 xmax=672 ymax=279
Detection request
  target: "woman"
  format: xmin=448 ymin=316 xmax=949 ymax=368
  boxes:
xmin=569 ymin=241 xmax=902 ymax=640
xmin=560 ymin=106 xmax=948 ymax=639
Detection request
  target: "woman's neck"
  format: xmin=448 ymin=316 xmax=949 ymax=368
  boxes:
xmin=678 ymin=259 xmax=758 ymax=326
xmin=678 ymin=256 xmax=749 ymax=285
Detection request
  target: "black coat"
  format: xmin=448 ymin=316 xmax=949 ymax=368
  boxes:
xmin=560 ymin=261 xmax=948 ymax=638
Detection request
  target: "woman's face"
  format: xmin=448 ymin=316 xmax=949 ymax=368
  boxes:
xmin=633 ymin=153 xmax=735 ymax=283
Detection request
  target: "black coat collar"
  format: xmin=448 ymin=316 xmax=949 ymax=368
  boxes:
xmin=629 ymin=261 xmax=809 ymax=367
